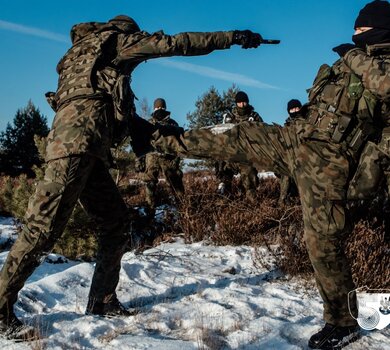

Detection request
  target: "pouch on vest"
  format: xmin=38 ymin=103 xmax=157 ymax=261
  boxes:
xmin=347 ymin=141 xmax=389 ymax=199
xmin=307 ymin=64 xmax=332 ymax=102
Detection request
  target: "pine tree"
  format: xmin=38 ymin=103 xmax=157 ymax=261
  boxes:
xmin=0 ymin=100 xmax=49 ymax=177
xmin=186 ymin=85 xmax=239 ymax=129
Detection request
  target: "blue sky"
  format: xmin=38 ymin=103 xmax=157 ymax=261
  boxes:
xmin=0 ymin=0 xmax=371 ymax=131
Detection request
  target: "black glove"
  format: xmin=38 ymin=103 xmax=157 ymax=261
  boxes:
xmin=232 ymin=30 xmax=262 ymax=49
xmin=134 ymin=156 xmax=146 ymax=173
xmin=332 ymin=43 xmax=355 ymax=57
xmin=155 ymin=123 xmax=184 ymax=138
xmin=129 ymin=114 xmax=157 ymax=157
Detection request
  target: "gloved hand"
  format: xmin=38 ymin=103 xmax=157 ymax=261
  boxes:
xmin=155 ymin=123 xmax=184 ymax=138
xmin=134 ymin=156 xmax=146 ymax=173
xmin=332 ymin=43 xmax=356 ymax=57
xmin=232 ymin=30 xmax=262 ymax=49
xmin=129 ymin=114 xmax=157 ymax=157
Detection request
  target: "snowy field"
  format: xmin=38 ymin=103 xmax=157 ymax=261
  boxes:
xmin=0 ymin=217 xmax=389 ymax=349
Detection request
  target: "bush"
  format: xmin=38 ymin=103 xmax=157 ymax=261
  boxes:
xmin=1 ymin=165 xmax=388 ymax=289
xmin=0 ymin=172 xmax=99 ymax=260
xmin=175 ymin=171 xmax=389 ymax=288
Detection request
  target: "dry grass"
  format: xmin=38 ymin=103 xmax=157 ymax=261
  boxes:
xmin=0 ymin=169 xmax=389 ymax=288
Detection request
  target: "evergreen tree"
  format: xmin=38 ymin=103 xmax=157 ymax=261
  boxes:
xmin=185 ymin=85 xmax=239 ymax=169
xmin=186 ymin=85 xmax=239 ymax=129
xmin=0 ymin=101 xmax=49 ymax=177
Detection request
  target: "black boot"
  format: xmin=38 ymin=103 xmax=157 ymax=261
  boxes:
xmin=0 ymin=309 xmax=38 ymax=342
xmin=85 ymin=295 xmax=137 ymax=317
xmin=308 ymin=323 xmax=359 ymax=349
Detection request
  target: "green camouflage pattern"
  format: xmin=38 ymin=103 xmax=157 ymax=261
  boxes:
xmin=140 ymin=113 xmax=184 ymax=208
xmin=0 ymin=156 xmax=131 ymax=311
xmin=347 ymin=141 xmax=387 ymax=199
xmin=141 ymin=152 xmax=184 ymax=209
xmin=224 ymin=105 xmax=263 ymax=123
xmin=278 ymin=174 xmax=298 ymax=206
xmin=217 ymin=105 xmax=262 ymax=199
xmin=152 ymin=45 xmax=390 ymax=326
xmin=45 ymin=99 xmax=114 ymax=164
xmin=153 ymin=120 xmax=358 ymax=326
xmin=47 ymin=27 xmax=234 ymax=162
xmin=0 ymin=22 xmax=238 ymax=317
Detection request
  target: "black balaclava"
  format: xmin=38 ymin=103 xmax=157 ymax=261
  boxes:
xmin=353 ymin=0 xmax=390 ymax=48
xmin=235 ymin=91 xmax=251 ymax=115
xmin=152 ymin=109 xmax=170 ymax=121
xmin=287 ymin=99 xmax=302 ymax=118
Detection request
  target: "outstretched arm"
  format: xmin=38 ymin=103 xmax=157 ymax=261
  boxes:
xmin=117 ymin=30 xmax=262 ymax=62
xmin=151 ymin=122 xmax=284 ymax=173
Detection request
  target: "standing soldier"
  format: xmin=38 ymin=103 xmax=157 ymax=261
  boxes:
xmin=278 ymin=99 xmax=302 ymax=206
xmin=0 ymin=15 xmax=263 ymax=340
xmin=140 ymin=98 xmax=184 ymax=216
xmin=152 ymin=1 xmax=390 ymax=348
xmin=217 ymin=91 xmax=263 ymax=201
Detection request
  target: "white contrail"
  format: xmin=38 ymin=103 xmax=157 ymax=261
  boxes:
xmin=0 ymin=19 xmax=69 ymax=43
xmin=155 ymin=59 xmax=278 ymax=89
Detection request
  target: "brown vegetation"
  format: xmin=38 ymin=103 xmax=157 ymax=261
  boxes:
xmin=0 ymin=169 xmax=388 ymax=288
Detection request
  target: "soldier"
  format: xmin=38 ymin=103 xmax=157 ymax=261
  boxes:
xmin=0 ymin=15 xmax=263 ymax=340
xmin=286 ymin=99 xmax=302 ymax=124
xmin=140 ymin=98 xmax=184 ymax=215
xmin=278 ymin=99 xmax=302 ymax=206
xmin=216 ymin=91 xmax=263 ymax=201
xmin=152 ymin=1 xmax=390 ymax=348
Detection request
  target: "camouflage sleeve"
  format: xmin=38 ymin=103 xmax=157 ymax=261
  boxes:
xmin=344 ymin=48 xmax=390 ymax=99
xmin=118 ymin=31 xmax=234 ymax=61
xmin=252 ymin=112 xmax=263 ymax=122
xmin=151 ymin=122 xmax=278 ymax=172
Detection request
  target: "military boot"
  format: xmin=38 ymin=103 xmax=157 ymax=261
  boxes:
xmin=0 ymin=309 xmax=38 ymax=342
xmin=308 ymin=323 xmax=359 ymax=349
xmin=85 ymin=295 xmax=137 ymax=317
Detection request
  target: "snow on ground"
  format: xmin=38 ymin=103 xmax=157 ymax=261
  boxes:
xmin=0 ymin=218 xmax=389 ymax=350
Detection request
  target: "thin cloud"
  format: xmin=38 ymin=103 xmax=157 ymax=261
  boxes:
xmin=155 ymin=59 xmax=278 ymax=90
xmin=0 ymin=19 xmax=69 ymax=43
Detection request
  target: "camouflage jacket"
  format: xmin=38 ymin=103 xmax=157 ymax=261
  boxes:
xmin=149 ymin=111 xmax=179 ymax=127
xmin=223 ymin=105 xmax=263 ymax=124
xmin=46 ymin=22 xmax=234 ymax=162
xmin=302 ymin=43 xmax=390 ymax=157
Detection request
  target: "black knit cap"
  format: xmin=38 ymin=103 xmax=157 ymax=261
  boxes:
xmin=354 ymin=0 xmax=390 ymax=30
xmin=287 ymin=99 xmax=302 ymax=111
xmin=153 ymin=98 xmax=166 ymax=109
xmin=235 ymin=91 xmax=249 ymax=103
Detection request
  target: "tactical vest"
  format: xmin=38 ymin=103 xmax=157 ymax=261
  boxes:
xmin=306 ymin=59 xmax=381 ymax=154
xmin=55 ymin=28 xmax=117 ymax=107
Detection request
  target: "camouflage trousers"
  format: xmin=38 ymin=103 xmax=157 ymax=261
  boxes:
xmin=0 ymin=155 xmax=131 ymax=312
xmin=153 ymin=121 xmax=358 ymax=326
xmin=215 ymin=161 xmax=259 ymax=200
xmin=278 ymin=175 xmax=299 ymax=206
xmin=140 ymin=152 xmax=184 ymax=209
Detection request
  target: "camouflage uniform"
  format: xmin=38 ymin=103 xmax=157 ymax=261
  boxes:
xmin=278 ymin=106 xmax=302 ymax=206
xmin=217 ymin=105 xmax=263 ymax=200
xmin=0 ymin=16 xmax=255 ymax=323
xmin=152 ymin=43 xmax=390 ymax=327
xmin=141 ymin=112 xmax=184 ymax=210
